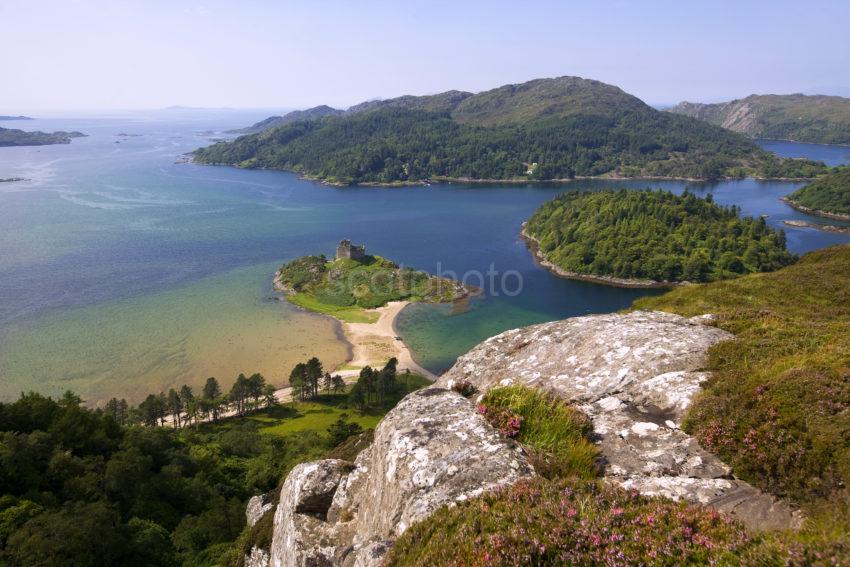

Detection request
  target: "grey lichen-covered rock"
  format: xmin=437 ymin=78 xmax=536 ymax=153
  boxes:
xmin=269 ymin=388 xmax=534 ymax=567
xmin=437 ymin=310 xmax=800 ymax=531
xmin=246 ymin=494 xmax=273 ymax=528
xmin=245 ymin=546 xmax=270 ymax=567
xmin=270 ymin=459 xmax=353 ymax=567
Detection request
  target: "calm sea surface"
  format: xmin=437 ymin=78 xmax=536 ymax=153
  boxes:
xmin=1 ymin=113 xmax=848 ymax=402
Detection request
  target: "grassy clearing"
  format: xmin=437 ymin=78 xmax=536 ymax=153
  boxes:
xmin=195 ymin=374 xmax=430 ymax=441
xmin=286 ymin=293 xmax=378 ymax=323
xmin=478 ymin=385 xmax=599 ymax=479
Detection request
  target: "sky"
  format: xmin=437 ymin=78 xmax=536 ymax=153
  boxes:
xmin=3 ymin=0 xmax=850 ymax=112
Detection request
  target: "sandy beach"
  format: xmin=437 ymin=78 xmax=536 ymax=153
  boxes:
xmin=335 ymin=301 xmax=437 ymax=381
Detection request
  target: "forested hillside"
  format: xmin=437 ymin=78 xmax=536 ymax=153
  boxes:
xmin=194 ymin=77 xmax=826 ymax=184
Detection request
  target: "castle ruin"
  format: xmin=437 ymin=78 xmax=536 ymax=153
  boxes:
xmin=335 ymin=239 xmax=366 ymax=261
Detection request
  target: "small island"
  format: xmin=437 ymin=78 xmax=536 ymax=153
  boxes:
xmin=274 ymin=240 xmax=472 ymax=378
xmin=0 ymin=115 xmax=34 ymax=121
xmin=523 ymin=189 xmax=796 ymax=286
xmin=783 ymin=167 xmax=850 ymax=222
xmin=0 ymin=126 xmax=86 ymax=147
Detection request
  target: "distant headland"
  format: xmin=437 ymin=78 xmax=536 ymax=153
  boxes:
xmin=0 ymin=126 xmax=87 ymax=147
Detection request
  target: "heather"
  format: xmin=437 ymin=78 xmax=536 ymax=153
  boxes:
xmin=633 ymin=244 xmax=850 ymax=561
xmin=633 ymin=244 xmax=850 ymax=504
xmin=385 ymin=478 xmax=755 ymax=566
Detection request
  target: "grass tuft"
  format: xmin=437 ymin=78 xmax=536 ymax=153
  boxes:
xmin=479 ymin=385 xmax=599 ymax=479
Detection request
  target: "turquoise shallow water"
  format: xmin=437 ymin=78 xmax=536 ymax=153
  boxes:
xmin=1 ymin=113 xmax=848 ymax=402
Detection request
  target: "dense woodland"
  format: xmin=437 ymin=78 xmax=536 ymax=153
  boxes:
xmin=0 ymin=357 xmax=415 ymax=566
xmin=787 ymin=167 xmax=850 ymax=215
xmin=525 ymin=189 xmax=796 ymax=283
xmin=194 ymin=77 xmax=826 ymax=184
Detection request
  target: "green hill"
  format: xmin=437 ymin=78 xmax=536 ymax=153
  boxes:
xmin=668 ymin=94 xmax=850 ymax=145
xmin=194 ymin=77 xmax=826 ymax=184
xmin=786 ymin=167 xmax=850 ymax=217
xmin=524 ymin=189 xmax=796 ymax=284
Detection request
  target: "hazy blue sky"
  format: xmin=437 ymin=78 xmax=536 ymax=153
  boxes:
xmin=3 ymin=0 xmax=849 ymax=112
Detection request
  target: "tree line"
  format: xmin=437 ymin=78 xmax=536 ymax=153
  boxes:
xmin=105 ymin=373 xmax=278 ymax=429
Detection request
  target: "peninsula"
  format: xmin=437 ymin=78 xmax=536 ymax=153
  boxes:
xmin=274 ymin=241 xmax=471 ymax=377
xmin=0 ymin=126 xmax=86 ymax=147
xmin=193 ymin=76 xmax=826 ymax=184
xmin=783 ymin=167 xmax=850 ymax=220
xmin=523 ymin=189 xmax=796 ymax=286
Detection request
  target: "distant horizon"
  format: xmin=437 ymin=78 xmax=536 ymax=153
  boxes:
xmin=7 ymin=78 xmax=850 ymax=118
xmin=3 ymin=0 xmax=849 ymax=113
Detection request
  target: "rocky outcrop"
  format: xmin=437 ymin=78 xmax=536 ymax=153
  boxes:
xmin=245 ymin=546 xmax=271 ymax=567
xmin=437 ymin=310 xmax=800 ymax=531
xmin=246 ymin=494 xmax=274 ymax=527
xmin=265 ymin=310 xmax=801 ymax=566
xmin=269 ymin=388 xmax=533 ymax=566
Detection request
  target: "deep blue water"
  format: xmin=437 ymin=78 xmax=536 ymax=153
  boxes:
xmin=1 ymin=116 xmax=848 ymax=399
xmin=758 ymin=138 xmax=850 ymax=167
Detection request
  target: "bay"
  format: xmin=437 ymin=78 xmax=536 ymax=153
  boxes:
xmin=1 ymin=114 xmax=847 ymax=402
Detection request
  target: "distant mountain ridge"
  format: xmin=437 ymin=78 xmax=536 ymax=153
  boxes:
xmin=196 ymin=76 xmax=826 ymax=184
xmin=228 ymin=78 xmax=646 ymax=134
xmin=667 ymin=94 xmax=850 ymax=145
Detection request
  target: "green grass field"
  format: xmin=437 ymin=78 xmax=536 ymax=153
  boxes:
xmin=195 ymin=373 xmax=431 ymax=440
xmin=286 ymin=292 xmax=379 ymax=323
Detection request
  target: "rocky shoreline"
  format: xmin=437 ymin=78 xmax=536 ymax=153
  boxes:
xmin=781 ymin=197 xmax=850 ymax=221
xmin=783 ymin=219 xmax=850 ymax=234
xmin=520 ymin=224 xmax=678 ymax=289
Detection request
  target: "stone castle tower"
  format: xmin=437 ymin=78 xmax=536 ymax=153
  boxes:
xmin=335 ymin=239 xmax=365 ymax=261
